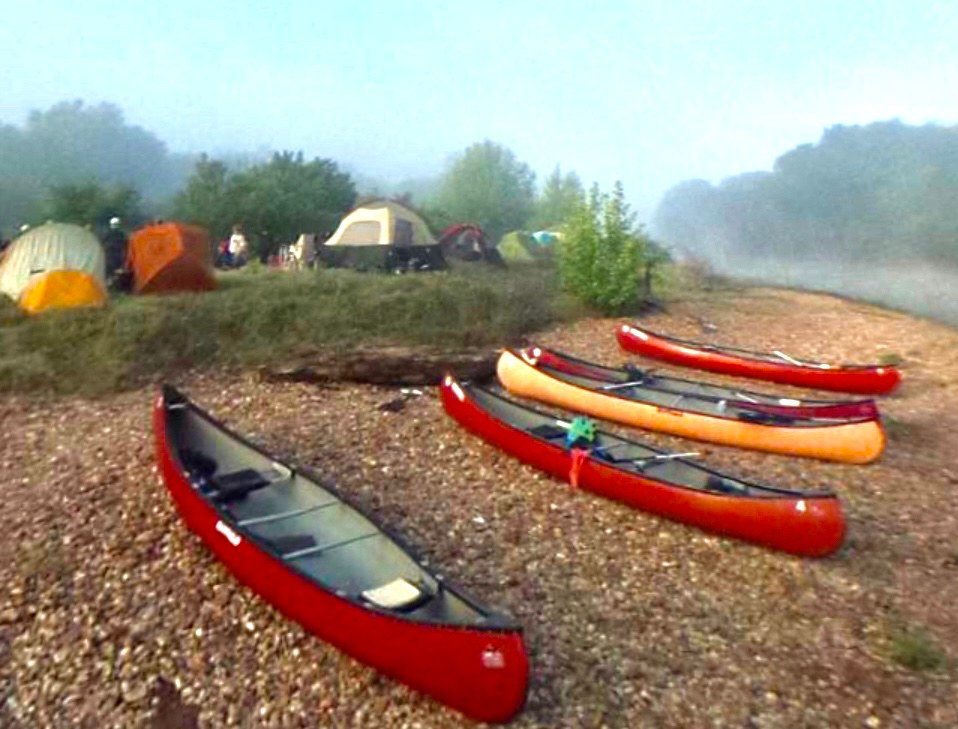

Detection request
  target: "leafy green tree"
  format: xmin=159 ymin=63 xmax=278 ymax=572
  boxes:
xmin=431 ymin=141 xmax=535 ymax=243
xmin=43 ymin=182 xmax=144 ymax=231
xmin=173 ymin=151 xmax=356 ymax=258
xmin=559 ymin=181 xmax=651 ymax=313
xmin=532 ymin=165 xmax=584 ymax=229
xmin=171 ymin=155 xmax=233 ymax=236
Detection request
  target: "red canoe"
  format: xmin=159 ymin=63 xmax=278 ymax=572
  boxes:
xmin=441 ymin=375 xmax=846 ymax=557
xmin=154 ymin=386 xmax=528 ymax=723
xmin=616 ymin=325 xmax=902 ymax=395
xmin=527 ymin=345 xmax=879 ymax=421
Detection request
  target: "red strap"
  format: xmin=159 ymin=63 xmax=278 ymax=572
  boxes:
xmin=569 ymin=448 xmax=589 ymax=488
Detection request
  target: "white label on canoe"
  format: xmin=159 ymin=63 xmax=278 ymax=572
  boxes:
xmin=481 ymin=647 xmax=506 ymax=669
xmin=450 ymin=381 xmax=465 ymax=402
xmin=215 ymin=520 xmax=242 ymax=546
xmin=796 ymin=500 xmax=807 ymax=513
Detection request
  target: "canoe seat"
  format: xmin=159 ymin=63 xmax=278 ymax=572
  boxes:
xmin=211 ymin=468 xmax=276 ymax=502
xmin=705 ymin=475 xmax=748 ymax=495
xmin=266 ymin=533 xmax=317 ymax=554
xmin=528 ymin=423 xmax=567 ymax=440
xmin=361 ymin=577 xmax=432 ymax=611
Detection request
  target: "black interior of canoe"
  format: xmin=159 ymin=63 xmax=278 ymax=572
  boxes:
xmin=542 ymin=348 xmax=856 ymax=410
xmin=164 ymin=390 xmax=511 ymax=628
xmin=469 ymin=384 xmax=833 ymax=500
xmin=531 ymin=360 xmax=870 ymax=427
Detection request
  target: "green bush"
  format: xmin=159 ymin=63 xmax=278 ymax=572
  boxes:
xmin=557 ymin=182 xmax=652 ymax=314
xmin=888 ymin=622 xmax=947 ymax=672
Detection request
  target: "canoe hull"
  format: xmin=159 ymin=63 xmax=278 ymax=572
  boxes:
xmin=441 ymin=377 xmax=845 ymax=557
xmin=497 ymin=350 xmax=885 ymax=464
xmin=153 ymin=395 xmax=528 ymax=723
xmin=616 ymin=325 xmax=902 ymax=395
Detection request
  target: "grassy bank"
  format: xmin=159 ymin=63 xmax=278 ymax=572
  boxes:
xmin=0 ymin=263 xmax=584 ymax=396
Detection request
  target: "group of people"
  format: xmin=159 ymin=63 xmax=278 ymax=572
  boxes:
xmin=271 ymin=233 xmax=322 ymax=270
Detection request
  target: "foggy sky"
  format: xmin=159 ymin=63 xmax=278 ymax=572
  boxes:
xmin=2 ymin=0 xmax=958 ymax=221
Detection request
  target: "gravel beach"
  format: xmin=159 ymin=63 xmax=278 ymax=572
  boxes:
xmin=2 ymin=287 xmax=957 ymax=728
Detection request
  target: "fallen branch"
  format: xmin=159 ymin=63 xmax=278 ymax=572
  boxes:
xmin=257 ymin=345 xmax=501 ymax=386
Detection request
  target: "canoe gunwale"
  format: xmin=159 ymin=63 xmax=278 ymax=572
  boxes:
xmin=510 ymin=350 xmax=876 ymax=429
xmin=528 ymin=345 xmax=879 ymax=415
xmin=456 ymin=378 xmax=838 ymax=500
xmin=157 ymin=385 xmax=519 ymax=631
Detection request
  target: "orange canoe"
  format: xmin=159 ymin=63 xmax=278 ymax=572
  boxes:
xmin=496 ymin=350 xmax=885 ymax=464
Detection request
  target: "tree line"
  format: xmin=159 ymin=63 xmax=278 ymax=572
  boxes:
xmin=653 ymin=120 xmax=958 ymax=267
xmin=1 ymin=100 xmax=593 ymax=253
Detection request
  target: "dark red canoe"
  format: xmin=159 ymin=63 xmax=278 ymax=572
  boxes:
xmin=441 ymin=375 xmax=846 ymax=557
xmin=526 ymin=345 xmax=879 ymax=420
xmin=154 ymin=386 xmax=528 ymax=723
xmin=616 ymin=325 xmax=902 ymax=395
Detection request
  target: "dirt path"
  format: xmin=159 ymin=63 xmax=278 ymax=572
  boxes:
xmin=1 ymin=287 xmax=956 ymax=728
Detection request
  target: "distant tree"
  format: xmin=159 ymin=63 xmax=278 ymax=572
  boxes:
xmin=653 ymin=120 xmax=958 ymax=267
xmin=0 ymin=99 xmax=188 ymax=231
xmin=558 ymin=181 xmax=653 ymax=313
xmin=43 ymin=182 xmax=144 ymax=231
xmin=173 ymin=151 xmax=356 ymax=258
xmin=531 ymin=165 xmax=584 ymax=229
xmin=431 ymin=141 xmax=535 ymax=243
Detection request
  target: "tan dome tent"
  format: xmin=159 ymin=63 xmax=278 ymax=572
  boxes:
xmin=0 ymin=223 xmax=107 ymax=314
xmin=319 ymin=200 xmax=446 ymax=272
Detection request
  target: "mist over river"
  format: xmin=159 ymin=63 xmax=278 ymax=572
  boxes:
xmin=709 ymin=256 xmax=958 ymax=328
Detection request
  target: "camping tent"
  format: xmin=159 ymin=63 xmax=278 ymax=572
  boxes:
xmin=129 ymin=222 xmax=217 ymax=295
xmin=531 ymin=230 xmax=560 ymax=246
xmin=319 ymin=200 xmax=446 ymax=271
xmin=437 ymin=223 xmax=505 ymax=266
xmin=498 ymin=231 xmax=549 ymax=263
xmin=0 ymin=223 xmax=107 ymax=313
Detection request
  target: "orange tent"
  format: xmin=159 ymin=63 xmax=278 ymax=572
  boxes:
xmin=129 ymin=222 xmax=217 ymax=295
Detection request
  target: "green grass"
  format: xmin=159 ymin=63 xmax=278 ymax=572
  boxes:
xmin=0 ymin=262 xmax=586 ymax=395
xmin=887 ymin=622 xmax=947 ymax=672
xmin=877 ymin=352 xmax=904 ymax=366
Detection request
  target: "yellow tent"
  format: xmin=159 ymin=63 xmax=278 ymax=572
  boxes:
xmin=0 ymin=223 xmax=107 ymax=314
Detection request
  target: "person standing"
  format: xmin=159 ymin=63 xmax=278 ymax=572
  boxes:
xmin=228 ymin=224 xmax=249 ymax=268
xmin=102 ymin=217 xmax=131 ymax=291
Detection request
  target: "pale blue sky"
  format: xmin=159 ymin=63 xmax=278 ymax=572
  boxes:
xmin=2 ymin=1 xmax=957 ymax=220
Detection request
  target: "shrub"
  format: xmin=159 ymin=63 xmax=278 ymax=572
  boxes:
xmin=888 ymin=622 xmax=946 ymax=672
xmin=557 ymin=182 xmax=653 ymax=314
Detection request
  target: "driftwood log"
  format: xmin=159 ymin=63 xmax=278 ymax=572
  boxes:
xmin=257 ymin=345 xmax=504 ymax=387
